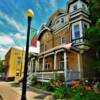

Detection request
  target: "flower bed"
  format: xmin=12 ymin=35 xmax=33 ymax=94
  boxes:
xmin=30 ymin=75 xmax=100 ymax=99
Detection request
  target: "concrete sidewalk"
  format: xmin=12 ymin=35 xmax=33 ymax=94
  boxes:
xmin=0 ymin=81 xmax=53 ymax=100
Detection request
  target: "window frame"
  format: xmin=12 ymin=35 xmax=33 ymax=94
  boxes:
xmin=73 ymin=4 xmax=78 ymax=11
xmin=60 ymin=37 xmax=65 ymax=44
xmin=45 ymin=63 xmax=50 ymax=70
xmin=60 ymin=17 xmax=64 ymax=24
xmin=74 ymin=24 xmax=80 ymax=39
xmin=59 ymin=61 xmax=64 ymax=70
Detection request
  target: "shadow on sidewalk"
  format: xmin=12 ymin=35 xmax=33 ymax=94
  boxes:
xmin=0 ymin=95 xmax=3 ymax=100
xmin=33 ymin=94 xmax=48 ymax=99
xmin=9 ymin=82 xmax=19 ymax=88
xmin=27 ymin=87 xmax=51 ymax=95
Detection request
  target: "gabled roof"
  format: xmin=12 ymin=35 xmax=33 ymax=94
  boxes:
xmin=38 ymin=24 xmax=51 ymax=40
xmin=47 ymin=9 xmax=66 ymax=27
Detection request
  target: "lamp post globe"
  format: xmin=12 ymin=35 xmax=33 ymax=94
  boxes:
xmin=26 ymin=9 xmax=34 ymax=18
xmin=21 ymin=9 xmax=34 ymax=100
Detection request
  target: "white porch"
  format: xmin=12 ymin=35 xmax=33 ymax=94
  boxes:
xmin=28 ymin=44 xmax=81 ymax=83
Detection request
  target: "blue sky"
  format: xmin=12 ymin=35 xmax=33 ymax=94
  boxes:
xmin=0 ymin=0 xmax=67 ymax=59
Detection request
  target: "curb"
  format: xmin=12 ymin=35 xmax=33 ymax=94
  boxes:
xmin=28 ymin=86 xmax=52 ymax=95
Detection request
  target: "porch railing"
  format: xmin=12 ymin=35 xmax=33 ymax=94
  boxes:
xmin=35 ymin=70 xmax=80 ymax=81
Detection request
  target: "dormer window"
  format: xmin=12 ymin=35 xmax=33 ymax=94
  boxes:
xmin=55 ymin=17 xmax=65 ymax=25
xmin=61 ymin=17 xmax=64 ymax=23
xmin=73 ymin=5 xmax=78 ymax=11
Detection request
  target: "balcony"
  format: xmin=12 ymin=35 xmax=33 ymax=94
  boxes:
xmin=72 ymin=37 xmax=90 ymax=50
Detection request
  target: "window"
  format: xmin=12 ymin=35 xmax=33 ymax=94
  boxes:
xmin=59 ymin=61 xmax=64 ymax=69
xmin=84 ymin=24 xmax=88 ymax=29
xmin=56 ymin=19 xmax=60 ymax=24
xmin=17 ymin=57 xmax=21 ymax=64
xmin=61 ymin=17 xmax=64 ymax=23
xmin=16 ymin=73 xmax=20 ymax=76
xmin=61 ymin=37 xmax=65 ymax=44
xmin=45 ymin=63 xmax=50 ymax=70
xmin=41 ymin=44 xmax=44 ymax=51
xmin=82 ymin=4 xmax=86 ymax=10
xmin=73 ymin=5 xmax=77 ymax=11
xmin=44 ymin=45 xmax=47 ymax=51
xmin=74 ymin=24 xmax=80 ymax=39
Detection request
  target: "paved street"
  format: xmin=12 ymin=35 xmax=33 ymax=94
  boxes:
xmin=0 ymin=81 xmax=52 ymax=100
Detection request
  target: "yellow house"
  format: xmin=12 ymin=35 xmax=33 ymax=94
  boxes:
xmin=5 ymin=47 xmax=25 ymax=82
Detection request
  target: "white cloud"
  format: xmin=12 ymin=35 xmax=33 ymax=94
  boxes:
xmin=47 ymin=0 xmax=57 ymax=9
xmin=0 ymin=35 xmax=15 ymax=45
xmin=0 ymin=10 xmax=26 ymax=33
xmin=0 ymin=47 xmax=10 ymax=59
xmin=14 ymin=33 xmax=26 ymax=40
xmin=0 ymin=48 xmax=8 ymax=53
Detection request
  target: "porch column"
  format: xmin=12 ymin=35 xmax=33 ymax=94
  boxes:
xmin=64 ymin=50 xmax=67 ymax=87
xmin=35 ymin=58 xmax=38 ymax=73
xmin=78 ymin=54 xmax=81 ymax=72
xmin=54 ymin=52 xmax=56 ymax=70
xmin=77 ymin=54 xmax=81 ymax=79
xmin=42 ymin=56 xmax=45 ymax=71
xmin=37 ymin=58 xmax=40 ymax=71
xmin=31 ymin=59 xmax=33 ymax=73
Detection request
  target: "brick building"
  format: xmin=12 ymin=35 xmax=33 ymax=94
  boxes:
xmin=29 ymin=0 xmax=95 ymax=83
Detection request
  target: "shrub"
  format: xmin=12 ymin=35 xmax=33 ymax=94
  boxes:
xmin=41 ymin=82 xmax=55 ymax=92
xmin=49 ymin=73 xmax=65 ymax=89
xmin=74 ymin=88 xmax=100 ymax=100
xmin=31 ymin=75 xmax=37 ymax=85
xmin=53 ymin=86 xmax=67 ymax=99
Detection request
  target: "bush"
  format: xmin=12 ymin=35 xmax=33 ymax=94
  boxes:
xmin=53 ymin=86 xmax=67 ymax=99
xmin=31 ymin=75 xmax=37 ymax=85
xmin=74 ymin=88 xmax=100 ymax=100
xmin=41 ymin=82 xmax=55 ymax=92
xmin=49 ymin=73 xmax=65 ymax=89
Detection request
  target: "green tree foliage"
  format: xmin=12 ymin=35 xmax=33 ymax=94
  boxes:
xmin=0 ymin=60 xmax=6 ymax=73
xmin=89 ymin=0 xmax=100 ymax=24
xmin=86 ymin=0 xmax=100 ymax=69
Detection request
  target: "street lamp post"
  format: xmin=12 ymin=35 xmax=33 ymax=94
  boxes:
xmin=21 ymin=9 xmax=34 ymax=100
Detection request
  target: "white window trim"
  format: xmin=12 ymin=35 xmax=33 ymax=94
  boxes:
xmin=72 ymin=21 xmax=83 ymax=40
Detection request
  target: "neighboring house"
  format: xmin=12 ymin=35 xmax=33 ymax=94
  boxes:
xmin=30 ymin=0 xmax=95 ymax=83
xmin=5 ymin=47 xmax=25 ymax=82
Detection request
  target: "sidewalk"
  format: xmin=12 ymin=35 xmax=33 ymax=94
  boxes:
xmin=0 ymin=81 xmax=53 ymax=100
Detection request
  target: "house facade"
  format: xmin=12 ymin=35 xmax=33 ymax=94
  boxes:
xmin=29 ymin=0 xmax=95 ymax=83
xmin=5 ymin=47 xmax=25 ymax=82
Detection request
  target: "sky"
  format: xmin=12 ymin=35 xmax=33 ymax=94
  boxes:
xmin=0 ymin=0 xmax=68 ymax=59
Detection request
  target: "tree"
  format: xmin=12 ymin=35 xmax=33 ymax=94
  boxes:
xmin=86 ymin=0 xmax=100 ymax=70
xmin=0 ymin=60 xmax=6 ymax=74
